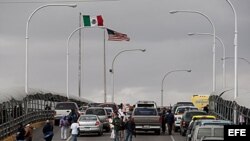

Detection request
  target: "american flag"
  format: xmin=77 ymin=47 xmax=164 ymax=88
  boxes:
xmin=106 ymin=28 xmax=130 ymax=41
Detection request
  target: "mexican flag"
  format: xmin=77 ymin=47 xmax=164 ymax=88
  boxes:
xmin=82 ymin=15 xmax=104 ymax=27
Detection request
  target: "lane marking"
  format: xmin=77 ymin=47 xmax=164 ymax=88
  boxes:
xmin=66 ymin=135 xmax=72 ymax=141
xmin=170 ymin=135 xmax=175 ymax=141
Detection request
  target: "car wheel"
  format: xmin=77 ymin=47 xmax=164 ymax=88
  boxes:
xmin=155 ymin=130 xmax=161 ymax=135
xmin=181 ymin=130 xmax=186 ymax=136
xmin=174 ymin=127 xmax=178 ymax=132
xmin=106 ymin=127 xmax=110 ymax=132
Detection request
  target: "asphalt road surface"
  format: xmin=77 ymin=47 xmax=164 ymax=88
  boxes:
xmin=33 ymin=125 xmax=186 ymax=141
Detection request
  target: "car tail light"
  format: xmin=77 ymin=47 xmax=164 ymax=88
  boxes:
xmin=95 ymin=121 xmax=100 ymax=126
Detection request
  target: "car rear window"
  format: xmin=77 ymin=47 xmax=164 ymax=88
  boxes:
xmin=214 ymin=128 xmax=224 ymax=137
xmin=197 ymin=128 xmax=211 ymax=139
xmin=86 ymin=109 xmax=106 ymax=116
xmin=55 ymin=103 xmax=78 ymax=110
xmin=176 ymin=107 xmax=198 ymax=114
xmin=79 ymin=116 xmax=97 ymax=121
xmin=105 ymin=109 xmax=112 ymax=115
xmin=134 ymin=108 xmax=157 ymax=116
xmin=185 ymin=111 xmax=207 ymax=121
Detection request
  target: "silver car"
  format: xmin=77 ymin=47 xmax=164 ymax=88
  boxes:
xmin=85 ymin=107 xmax=111 ymax=132
xmin=78 ymin=115 xmax=103 ymax=136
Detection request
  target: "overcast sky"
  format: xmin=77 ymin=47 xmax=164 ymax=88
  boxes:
xmin=0 ymin=0 xmax=250 ymax=106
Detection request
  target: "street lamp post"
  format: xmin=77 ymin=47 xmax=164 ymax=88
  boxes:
xmin=222 ymin=57 xmax=250 ymax=64
xmin=25 ymin=4 xmax=77 ymax=94
xmin=188 ymin=33 xmax=226 ymax=88
xmin=160 ymin=69 xmax=191 ymax=107
xmin=225 ymin=0 xmax=238 ymax=124
xmin=109 ymin=49 xmax=146 ymax=103
xmin=170 ymin=10 xmax=216 ymax=92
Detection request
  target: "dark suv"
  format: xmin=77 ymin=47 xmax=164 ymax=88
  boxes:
xmin=179 ymin=110 xmax=207 ymax=136
xmin=85 ymin=107 xmax=110 ymax=132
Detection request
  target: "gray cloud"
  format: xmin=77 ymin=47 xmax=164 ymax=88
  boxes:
xmin=1 ymin=0 xmax=250 ymax=106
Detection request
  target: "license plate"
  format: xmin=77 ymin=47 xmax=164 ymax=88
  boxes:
xmin=84 ymin=127 xmax=91 ymax=130
xmin=143 ymin=125 xmax=150 ymax=129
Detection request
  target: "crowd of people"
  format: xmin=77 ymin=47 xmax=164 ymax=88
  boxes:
xmin=110 ymin=103 xmax=136 ymax=141
xmin=16 ymin=123 xmax=35 ymax=141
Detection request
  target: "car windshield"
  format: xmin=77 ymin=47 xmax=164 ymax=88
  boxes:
xmin=86 ymin=109 xmax=106 ymax=116
xmin=55 ymin=103 xmax=78 ymax=110
xmin=79 ymin=116 xmax=97 ymax=121
xmin=134 ymin=108 xmax=157 ymax=116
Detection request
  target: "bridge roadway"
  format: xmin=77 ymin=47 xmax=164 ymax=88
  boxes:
xmin=32 ymin=125 xmax=185 ymax=141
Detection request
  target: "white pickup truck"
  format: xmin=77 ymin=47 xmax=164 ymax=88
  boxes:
xmin=132 ymin=107 xmax=161 ymax=135
xmin=54 ymin=102 xmax=79 ymax=125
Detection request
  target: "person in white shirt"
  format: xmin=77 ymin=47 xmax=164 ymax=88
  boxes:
xmin=70 ymin=119 xmax=79 ymax=141
xmin=239 ymin=113 xmax=246 ymax=125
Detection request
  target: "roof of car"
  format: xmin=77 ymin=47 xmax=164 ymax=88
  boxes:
xmin=192 ymin=115 xmax=216 ymax=120
xmin=200 ymin=119 xmax=233 ymax=124
xmin=176 ymin=105 xmax=197 ymax=108
xmin=200 ymin=136 xmax=224 ymax=141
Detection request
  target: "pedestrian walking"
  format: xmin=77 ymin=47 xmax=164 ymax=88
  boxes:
xmin=203 ymin=104 xmax=209 ymax=113
xmin=112 ymin=112 xmax=121 ymax=141
xmin=165 ymin=109 xmax=175 ymax=135
xmin=68 ymin=109 xmax=80 ymax=125
xmin=60 ymin=115 xmax=70 ymax=140
xmin=161 ymin=108 xmax=166 ymax=134
xmin=110 ymin=113 xmax=115 ymax=139
xmin=239 ymin=113 xmax=246 ymax=125
xmin=119 ymin=116 xmax=125 ymax=141
xmin=24 ymin=123 xmax=34 ymax=141
xmin=16 ymin=123 xmax=26 ymax=141
xmin=124 ymin=116 xmax=135 ymax=141
xmin=45 ymin=104 xmax=51 ymax=110
xmin=43 ymin=120 xmax=54 ymax=141
xmin=70 ymin=119 xmax=79 ymax=141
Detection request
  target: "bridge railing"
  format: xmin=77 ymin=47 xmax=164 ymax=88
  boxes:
xmin=209 ymin=95 xmax=250 ymax=124
xmin=0 ymin=92 xmax=90 ymax=140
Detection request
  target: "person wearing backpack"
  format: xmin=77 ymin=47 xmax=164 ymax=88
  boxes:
xmin=112 ymin=112 xmax=121 ymax=141
xmin=60 ymin=115 xmax=69 ymax=140
xmin=68 ymin=109 xmax=80 ymax=125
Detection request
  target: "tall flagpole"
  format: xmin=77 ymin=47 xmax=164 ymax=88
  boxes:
xmin=104 ymin=28 xmax=107 ymax=103
xmin=103 ymin=28 xmax=107 ymax=103
xmin=78 ymin=12 xmax=82 ymax=97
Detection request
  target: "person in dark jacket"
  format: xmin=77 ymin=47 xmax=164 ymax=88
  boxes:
xmin=124 ymin=116 xmax=136 ymax=141
xmin=161 ymin=108 xmax=166 ymax=134
xmin=16 ymin=123 xmax=26 ymax=141
xmin=165 ymin=109 xmax=175 ymax=135
xmin=43 ymin=120 xmax=54 ymax=141
xmin=112 ymin=112 xmax=121 ymax=141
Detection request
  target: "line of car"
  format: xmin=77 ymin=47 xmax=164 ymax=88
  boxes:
xmin=171 ymin=101 xmax=233 ymax=141
xmin=53 ymin=102 xmax=118 ymax=136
